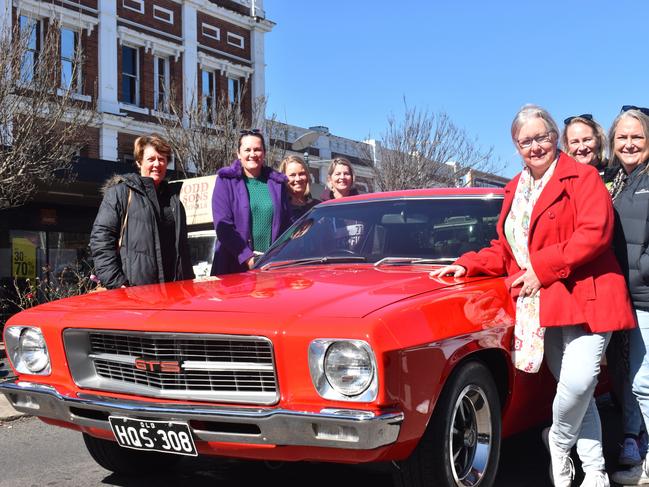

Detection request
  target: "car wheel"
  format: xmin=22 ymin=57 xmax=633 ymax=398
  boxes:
xmin=82 ymin=433 xmax=182 ymax=475
xmin=394 ymin=360 xmax=501 ymax=487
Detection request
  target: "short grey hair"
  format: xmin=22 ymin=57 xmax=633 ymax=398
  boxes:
xmin=608 ymin=109 xmax=649 ymax=168
xmin=510 ymin=104 xmax=559 ymax=146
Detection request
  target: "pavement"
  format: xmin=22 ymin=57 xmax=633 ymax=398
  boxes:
xmin=0 ymin=341 xmax=24 ymax=422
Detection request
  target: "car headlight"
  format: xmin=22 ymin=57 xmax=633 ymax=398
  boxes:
xmin=309 ymin=339 xmax=377 ymax=401
xmin=4 ymin=326 xmax=51 ymax=375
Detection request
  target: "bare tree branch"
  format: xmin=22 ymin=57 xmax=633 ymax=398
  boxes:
xmin=0 ymin=19 xmax=97 ymax=209
xmin=367 ymin=99 xmax=504 ymax=191
xmin=156 ymin=82 xmax=285 ymax=177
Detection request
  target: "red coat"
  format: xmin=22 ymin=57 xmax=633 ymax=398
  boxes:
xmin=456 ymin=152 xmax=635 ymax=332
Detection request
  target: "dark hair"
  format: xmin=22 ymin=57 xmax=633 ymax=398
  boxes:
xmin=238 ymin=129 xmax=266 ymax=152
xmin=133 ymin=134 xmax=172 ymax=165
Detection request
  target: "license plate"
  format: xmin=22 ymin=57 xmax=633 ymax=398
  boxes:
xmin=108 ymin=416 xmax=198 ymax=456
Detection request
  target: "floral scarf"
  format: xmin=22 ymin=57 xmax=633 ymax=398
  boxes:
xmin=505 ymin=160 xmax=557 ymax=373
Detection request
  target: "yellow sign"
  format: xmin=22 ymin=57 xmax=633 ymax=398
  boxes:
xmin=12 ymin=237 xmax=36 ymax=279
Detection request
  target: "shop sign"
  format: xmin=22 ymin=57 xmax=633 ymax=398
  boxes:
xmin=177 ymin=175 xmax=216 ymax=226
xmin=12 ymin=237 xmax=36 ymax=279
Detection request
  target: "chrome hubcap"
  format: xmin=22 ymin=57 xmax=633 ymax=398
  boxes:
xmin=450 ymin=385 xmax=492 ymax=486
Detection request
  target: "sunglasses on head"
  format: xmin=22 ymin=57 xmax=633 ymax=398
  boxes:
xmin=621 ymin=105 xmax=649 ymax=117
xmin=563 ymin=114 xmax=593 ymax=125
xmin=239 ymin=129 xmax=261 ymax=136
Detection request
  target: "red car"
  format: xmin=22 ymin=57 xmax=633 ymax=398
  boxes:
xmin=0 ymin=188 xmax=557 ymax=487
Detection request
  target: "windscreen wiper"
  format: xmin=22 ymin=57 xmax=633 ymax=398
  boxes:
xmin=259 ymin=255 xmax=367 ymax=271
xmin=373 ymin=257 xmax=456 ymax=267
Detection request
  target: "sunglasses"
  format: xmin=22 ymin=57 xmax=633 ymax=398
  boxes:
xmin=239 ymin=129 xmax=261 ymax=136
xmin=564 ymin=114 xmax=593 ymax=125
xmin=621 ymin=105 xmax=649 ymax=117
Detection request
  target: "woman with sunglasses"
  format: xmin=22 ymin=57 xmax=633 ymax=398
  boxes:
xmin=210 ymin=129 xmax=292 ymax=275
xmin=432 ymin=105 xmax=635 ymax=487
xmin=564 ymin=113 xmax=647 ymax=468
xmin=562 ymin=114 xmax=608 ymax=175
xmin=609 ymin=107 xmax=649 ymax=486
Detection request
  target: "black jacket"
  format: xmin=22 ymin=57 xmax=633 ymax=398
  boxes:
xmin=90 ymin=174 xmax=194 ymax=289
xmin=609 ymin=162 xmax=649 ymax=309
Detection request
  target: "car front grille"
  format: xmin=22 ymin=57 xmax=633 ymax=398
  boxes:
xmin=63 ymin=330 xmax=279 ymax=405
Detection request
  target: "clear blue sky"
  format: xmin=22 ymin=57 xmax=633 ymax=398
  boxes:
xmin=264 ymin=0 xmax=648 ymax=178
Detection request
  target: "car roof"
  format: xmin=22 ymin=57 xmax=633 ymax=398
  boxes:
xmin=319 ymin=187 xmax=505 ymax=205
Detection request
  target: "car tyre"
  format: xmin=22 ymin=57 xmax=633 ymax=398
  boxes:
xmin=393 ymin=360 xmax=501 ymax=487
xmin=82 ymin=433 xmax=182 ymax=475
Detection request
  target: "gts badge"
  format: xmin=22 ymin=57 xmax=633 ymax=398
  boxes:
xmin=134 ymin=358 xmax=182 ymax=373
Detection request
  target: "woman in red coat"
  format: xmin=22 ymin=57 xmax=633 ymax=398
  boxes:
xmin=432 ymin=105 xmax=635 ymax=487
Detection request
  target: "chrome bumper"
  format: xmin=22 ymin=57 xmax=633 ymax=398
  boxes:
xmin=0 ymin=380 xmax=403 ymax=450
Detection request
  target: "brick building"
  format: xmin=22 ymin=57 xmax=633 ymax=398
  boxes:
xmin=0 ymin=0 xmax=273 ymax=298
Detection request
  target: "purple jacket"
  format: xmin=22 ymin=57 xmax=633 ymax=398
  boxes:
xmin=210 ymin=160 xmax=292 ymax=275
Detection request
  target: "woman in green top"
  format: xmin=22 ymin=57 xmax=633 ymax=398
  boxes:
xmin=210 ymin=130 xmax=292 ymax=275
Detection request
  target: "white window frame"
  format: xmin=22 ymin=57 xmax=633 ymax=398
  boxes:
xmin=122 ymin=0 xmax=144 ymax=14
xmin=153 ymin=5 xmax=174 ymax=24
xmin=154 ymin=55 xmax=170 ymax=111
xmin=121 ymin=44 xmax=140 ymax=106
xmin=60 ymin=27 xmax=83 ymax=93
xmin=226 ymin=32 xmax=244 ymax=49
xmin=201 ymin=23 xmax=220 ymax=41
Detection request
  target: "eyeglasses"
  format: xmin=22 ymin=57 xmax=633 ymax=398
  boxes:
xmin=517 ymin=131 xmax=555 ymax=149
xmin=239 ymin=129 xmax=261 ymax=136
xmin=621 ymin=105 xmax=649 ymax=117
xmin=564 ymin=114 xmax=593 ymax=125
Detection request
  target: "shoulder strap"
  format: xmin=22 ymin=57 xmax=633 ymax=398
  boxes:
xmin=117 ymin=189 xmax=132 ymax=250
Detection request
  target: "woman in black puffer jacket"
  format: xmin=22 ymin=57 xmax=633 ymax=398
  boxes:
xmin=609 ymin=108 xmax=649 ymax=485
xmin=90 ymin=134 xmax=194 ymax=289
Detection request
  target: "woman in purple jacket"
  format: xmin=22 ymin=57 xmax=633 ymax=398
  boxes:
xmin=210 ymin=130 xmax=292 ymax=275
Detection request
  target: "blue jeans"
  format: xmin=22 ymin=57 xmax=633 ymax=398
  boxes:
xmin=630 ymin=309 xmax=649 ymax=448
xmin=545 ymin=326 xmax=611 ymax=473
xmin=608 ymin=329 xmax=644 ymax=436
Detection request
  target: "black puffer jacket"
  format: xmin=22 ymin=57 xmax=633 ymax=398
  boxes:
xmin=610 ymin=162 xmax=649 ymax=310
xmin=90 ymin=174 xmax=194 ymax=289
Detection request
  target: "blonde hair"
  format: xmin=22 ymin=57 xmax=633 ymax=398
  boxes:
xmin=279 ymin=155 xmax=312 ymax=196
xmin=561 ymin=116 xmax=607 ymax=165
xmin=327 ymin=157 xmax=355 ymax=186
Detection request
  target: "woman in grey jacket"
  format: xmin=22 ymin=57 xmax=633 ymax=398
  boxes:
xmin=90 ymin=134 xmax=194 ymax=289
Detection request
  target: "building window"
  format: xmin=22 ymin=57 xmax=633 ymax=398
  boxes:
xmin=154 ymin=56 xmax=169 ymax=111
xmin=226 ymin=32 xmax=244 ymax=49
xmin=19 ymin=16 xmax=40 ymax=83
xmin=123 ymin=0 xmax=144 ymax=14
xmin=60 ymin=28 xmax=82 ymax=92
xmin=201 ymin=23 xmax=220 ymax=41
xmin=153 ymin=5 xmax=173 ymax=24
xmin=201 ymin=69 xmax=217 ymax=122
xmin=121 ymin=46 xmax=139 ymax=105
xmin=228 ymin=78 xmax=240 ymax=105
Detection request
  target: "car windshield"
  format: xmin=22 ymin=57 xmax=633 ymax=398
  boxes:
xmin=256 ymin=196 xmax=503 ymax=269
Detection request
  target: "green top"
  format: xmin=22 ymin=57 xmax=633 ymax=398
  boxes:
xmin=244 ymin=174 xmax=274 ymax=253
